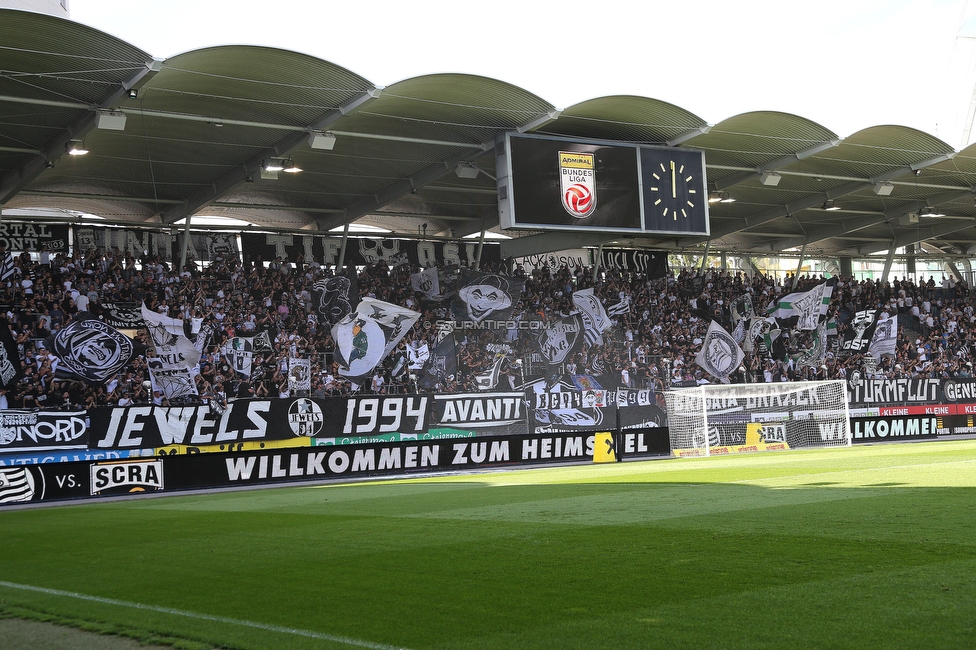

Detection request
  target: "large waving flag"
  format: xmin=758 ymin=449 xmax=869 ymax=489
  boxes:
xmin=450 ymin=269 xmax=524 ymax=325
xmin=695 ymin=320 xmax=745 ymax=384
xmin=0 ymin=252 xmax=15 ymax=281
xmin=572 ymin=288 xmax=612 ymax=346
xmin=0 ymin=317 xmax=23 ymax=390
xmin=311 ymin=266 xmax=359 ymax=326
xmin=141 ymin=303 xmax=201 ymax=371
xmin=410 ymin=267 xmax=441 ymax=299
xmin=333 ymin=298 xmax=419 ymax=385
xmin=730 ymin=294 xmax=754 ymax=325
xmin=47 ymin=313 xmax=134 ymax=385
xmin=419 ymin=321 xmax=458 ymax=390
xmin=771 ymin=279 xmax=835 ymax=330
xmin=869 ymin=314 xmax=897 ymax=358
xmin=796 ymin=320 xmax=829 ymax=369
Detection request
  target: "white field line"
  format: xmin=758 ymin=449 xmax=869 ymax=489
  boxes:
xmin=724 ymin=458 xmax=976 ymax=486
xmin=0 ymin=580 xmax=411 ymax=650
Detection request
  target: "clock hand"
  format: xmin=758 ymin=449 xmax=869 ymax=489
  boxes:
xmin=670 ymin=161 xmax=676 ymax=198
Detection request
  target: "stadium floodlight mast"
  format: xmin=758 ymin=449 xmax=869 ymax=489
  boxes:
xmin=665 ymin=380 xmax=852 ymax=457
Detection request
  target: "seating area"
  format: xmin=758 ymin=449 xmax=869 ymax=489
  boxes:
xmin=1 ymin=244 xmax=970 ymax=410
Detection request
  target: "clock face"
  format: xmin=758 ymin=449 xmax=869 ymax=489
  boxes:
xmin=648 ymin=159 xmax=699 ymax=220
xmin=640 ymin=148 xmax=708 ymax=234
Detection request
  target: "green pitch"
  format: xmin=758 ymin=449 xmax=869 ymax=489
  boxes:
xmin=2 ymin=440 xmax=976 ymax=649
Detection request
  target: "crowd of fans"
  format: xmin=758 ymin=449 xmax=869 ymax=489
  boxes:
xmin=0 ymin=244 xmax=973 ymax=411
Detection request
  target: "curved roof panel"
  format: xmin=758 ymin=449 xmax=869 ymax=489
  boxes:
xmin=2 ymin=8 xmax=975 ymax=260
xmin=540 ymin=95 xmax=708 ymax=144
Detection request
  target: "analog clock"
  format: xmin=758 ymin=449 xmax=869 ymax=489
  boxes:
xmin=648 ymin=159 xmax=699 ymax=220
xmin=640 ymin=148 xmax=708 ymax=234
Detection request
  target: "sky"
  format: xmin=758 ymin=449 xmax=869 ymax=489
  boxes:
xmin=66 ymin=0 xmax=976 ymax=146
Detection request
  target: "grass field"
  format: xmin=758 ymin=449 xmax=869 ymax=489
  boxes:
xmin=2 ymin=440 xmax=976 ymax=649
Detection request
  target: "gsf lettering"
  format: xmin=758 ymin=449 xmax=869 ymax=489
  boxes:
xmin=343 ymin=397 xmax=428 ymax=434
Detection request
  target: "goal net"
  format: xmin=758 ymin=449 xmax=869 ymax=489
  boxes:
xmin=664 ymin=380 xmax=851 ymax=457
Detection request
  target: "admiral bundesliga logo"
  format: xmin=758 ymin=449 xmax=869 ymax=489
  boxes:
xmin=559 ymin=151 xmax=596 ymax=218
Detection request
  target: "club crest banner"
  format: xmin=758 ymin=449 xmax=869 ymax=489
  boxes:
xmin=695 ymin=320 xmax=744 ymax=383
xmin=535 ymin=314 xmax=584 ymax=367
xmin=410 ymin=267 xmax=441 ymax=299
xmin=47 ymin=315 xmax=134 ymax=385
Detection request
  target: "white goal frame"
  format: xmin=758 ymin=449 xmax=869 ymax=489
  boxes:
xmin=664 ymin=380 xmax=852 ymax=457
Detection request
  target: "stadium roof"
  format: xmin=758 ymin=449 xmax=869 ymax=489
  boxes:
xmin=2 ymin=8 xmax=976 ymax=262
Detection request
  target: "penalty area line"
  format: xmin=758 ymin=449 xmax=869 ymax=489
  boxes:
xmin=0 ymin=580 xmax=410 ymax=650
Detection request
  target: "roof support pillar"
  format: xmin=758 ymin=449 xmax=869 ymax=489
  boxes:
xmin=592 ymin=243 xmax=604 ymax=282
xmin=791 ymin=243 xmax=807 ymax=291
xmin=179 ymin=213 xmax=192 ymax=273
xmin=474 ymin=219 xmax=486 ymax=271
xmin=699 ymin=242 xmax=710 ymax=275
xmin=881 ymin=242 xmax=897 ymax=283
xmin=337 ymin=222 xmax=350 ymax=268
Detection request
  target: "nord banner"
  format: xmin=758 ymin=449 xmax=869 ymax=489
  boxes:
xmin=0 ymin=410 xmax=88 ymax=452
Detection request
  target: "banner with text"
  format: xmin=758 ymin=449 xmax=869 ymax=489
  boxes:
xmin=240 ymin=233 xmax=500 ymax=268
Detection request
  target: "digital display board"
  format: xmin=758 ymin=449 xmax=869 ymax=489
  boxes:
xmin=496 ymin=133 xmax=709 ymax=236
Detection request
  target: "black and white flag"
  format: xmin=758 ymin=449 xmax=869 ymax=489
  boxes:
xmin=0 ymin=467 xmax=35 ymax=504
xmin=147 ymin=358 xmax=198 ymax=400
xmin=222 ymin=336 xmax=256 ymax=377
xmin=535 ymin=314 xmax=585 ymax=368
xmin=0 ymin=317 xmax=23 ymax=390
xmin=97 ymin=302 xmax=145 ymax=330
xmin=450 ymin=269 xmax=523 ymax=325
xmin=333 ymin=298 xmax=419 ymax=384
xmin=696 ymin=320 xmax=744 ymax=384
xmin=47 ymin=314 xmax=134 ymax=385
xmin=410 ymin=267 xmax=441 ymax=299
xmin=0 ymin=252 xmax=15 ymax=281
xmin=869 ymin=315 xmax=898 ymax=359
xmin=406 ymin=341 xmax=430 ymax=370
xmin=730 ymin=294 xmax=754 ymax=325
xmin=193 ymin=322 xmax=216 ymax=355
xmin=472 ymin=343 xmax=512 ymax=391
xmin=572 ymin=288 xmax=612 ymax=346
xmin=311 ymin=267 xmax=359 ymax=326
xmin=142 ymin=303 xmax=200 ymax=371
xmin=607 ymin=295 xmax=631 ymax=317
xmin=288 ymin=357 xmax=312 ymax=392
xmin=419 ymin=321 xmax=458 ymax=390
xmin=841 ymin=309 xmax=882 ymax=354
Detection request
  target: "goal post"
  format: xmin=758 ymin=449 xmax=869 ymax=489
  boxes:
xmin=664 ymin=380 xmax=851 ymax=457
